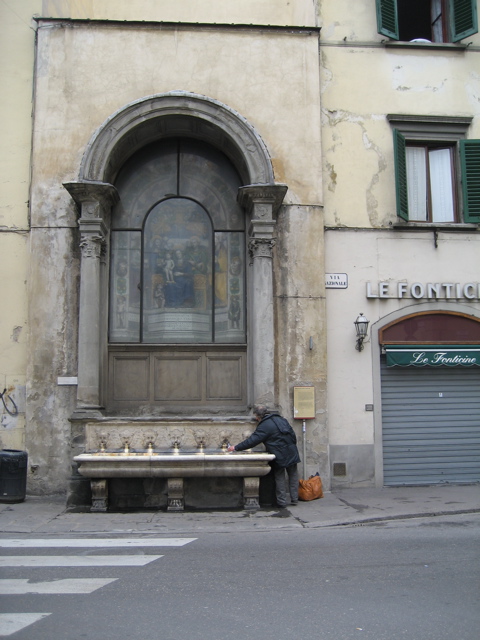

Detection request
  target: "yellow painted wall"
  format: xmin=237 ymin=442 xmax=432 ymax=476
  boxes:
xmin=0 ymin=1 xmax=42 ymax=449
xmin=320 ymin=1 xmax=480 ymax=472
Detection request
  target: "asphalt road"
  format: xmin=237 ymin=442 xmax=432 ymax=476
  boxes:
xmin=0 ymin=514 xmax=479 ymax=640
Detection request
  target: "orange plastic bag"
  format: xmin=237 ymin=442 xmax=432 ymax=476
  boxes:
xmin=298 ymin=473 xmax=323 ymax=501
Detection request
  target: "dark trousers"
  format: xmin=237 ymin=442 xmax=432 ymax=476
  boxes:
xmin=273 ymin=464 xmax=299 ymax=507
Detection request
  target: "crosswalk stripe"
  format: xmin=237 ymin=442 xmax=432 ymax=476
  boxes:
xmin=0 ymin=578 xmax=117 ymax=594
xmin=0 ymin=538 xmax=196 ymax=548
xmin=0 ymin=613 xmax=51 ymax=636
xmin=0 ymin=555 xmax=163 ymax=567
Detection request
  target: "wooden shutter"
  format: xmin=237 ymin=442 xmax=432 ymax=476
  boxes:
xmin=376 ymin=0 xmax=399 ymax=39
xmin=393 ymin=129 xmax=409 ymax=221
xmin=460 ymin=140 xmax=480 ymax=222
xmin=450 ymin=0 xmax=478 ymax=41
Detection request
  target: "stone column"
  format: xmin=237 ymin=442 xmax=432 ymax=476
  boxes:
xmin=63 ymin=181 xmax=118 ymax=410
xmin=237 ymin=184 xmax=287 ymax=406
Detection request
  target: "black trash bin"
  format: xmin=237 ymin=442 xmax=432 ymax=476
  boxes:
xmin=0 ymin=449 xmax=28 ymax=503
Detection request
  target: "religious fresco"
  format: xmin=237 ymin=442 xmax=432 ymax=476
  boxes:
xmin=109 ymin=231 xmax=141 ymax=342
xmin=109 ymin=139 xmax=246 ymax=344
xmin=110 ymin=200 xmax=245 ymax=344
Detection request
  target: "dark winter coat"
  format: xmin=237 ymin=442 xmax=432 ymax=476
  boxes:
xmin=234 ymin=413 xmax=301 ymax=469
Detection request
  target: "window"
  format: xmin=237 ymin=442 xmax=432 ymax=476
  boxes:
xmin=109 ymin=139 xmax=246 ymax=345
xmin=404 ymin=142 xmax=456 ymax=222
xmin=388 ymin=116 xmax=480 ymax=224
xmin=107 ymin=138 xmax=248 ymax=412
xmin=377 ymin=0 xmax=478 ymax=42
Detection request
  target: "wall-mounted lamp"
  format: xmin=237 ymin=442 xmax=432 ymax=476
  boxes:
xmin=354 ymin=313 xmax=369 ymax=351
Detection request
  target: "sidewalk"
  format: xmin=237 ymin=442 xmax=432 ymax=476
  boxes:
xmin=0 ymin=485 xmax=479 ymax=535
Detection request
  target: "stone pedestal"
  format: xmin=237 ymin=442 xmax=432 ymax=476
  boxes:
xmin=243 ymin=477 xmax=261 ymax=510
xmin=167 ymin=478 xmax=185 ymax=511
xmin=90 ymin=479 xmax=108 ymax=512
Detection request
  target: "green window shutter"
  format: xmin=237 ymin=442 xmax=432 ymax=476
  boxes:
xmin=450 ymin=0 xmax=478 ymax=42
xmin=393 ymin=129 xmax=409 ymax=221
xmin=376 ymin=0 xmax=399 ymax=39
xmin=460 ymin=140 xmax=480 ymax=222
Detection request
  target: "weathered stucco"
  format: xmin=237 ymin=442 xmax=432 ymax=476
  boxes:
xmin=27 ymin=14 xmax=325 ymax=495
xmin=32 ymin=22 xmax=322 ymax=207
xmin=42 ymin=0 xmax=319 ymax=27
xmin=0 ymin=1 xmax=41 ymax=452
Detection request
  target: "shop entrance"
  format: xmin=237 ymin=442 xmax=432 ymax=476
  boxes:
xmin=381 ymin=358 xmax=480 ymax=485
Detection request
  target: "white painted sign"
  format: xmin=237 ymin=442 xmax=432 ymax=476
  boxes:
xmin=57 ymin=377 xmax=78 ymax=385
xmin=326 ymin=273 xmax=348 ymax=289
xmin=366 ymin=281 xmax=480 ymax=300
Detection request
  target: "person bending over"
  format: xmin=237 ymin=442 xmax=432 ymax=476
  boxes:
xmin=228 ymin=404 xmax=300 ymax=508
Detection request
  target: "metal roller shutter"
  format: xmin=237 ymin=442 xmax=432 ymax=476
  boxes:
xmin=381 ymin=358 xmax=480 ymax=485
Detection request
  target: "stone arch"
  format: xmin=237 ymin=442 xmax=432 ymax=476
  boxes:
xmin=65 ymin=92 xmax=287 ymax=412
xmin=80 ymin=91 xmax=275 ymax=186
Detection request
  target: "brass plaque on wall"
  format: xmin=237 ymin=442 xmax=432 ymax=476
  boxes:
xmin=293 ymin=386 xmax=315 ymax=419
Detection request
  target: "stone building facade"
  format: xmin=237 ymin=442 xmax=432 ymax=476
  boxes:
xmin=1 ymin=1 xmax=479 ymax=507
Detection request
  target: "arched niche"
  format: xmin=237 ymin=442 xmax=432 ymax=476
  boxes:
xmin=64 ymin=92 xmax=287 ymax=413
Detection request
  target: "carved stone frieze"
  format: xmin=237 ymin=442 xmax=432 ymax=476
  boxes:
xmin=83 ymin=420 xmax=257 ymax=453
xmin=237 ymin=183 xmax=288 ymax=218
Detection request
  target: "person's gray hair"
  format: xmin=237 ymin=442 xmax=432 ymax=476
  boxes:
xmin=253 ymin=404 xmax=270 ymax=419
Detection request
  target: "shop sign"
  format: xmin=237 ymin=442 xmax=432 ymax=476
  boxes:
xmin=385 ymin=345 xmax=480 ymax=367
xmin=367 ymin=281 xmax=480 ymax=300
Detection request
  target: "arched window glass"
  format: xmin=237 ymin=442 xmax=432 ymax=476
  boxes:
xmin=109 ymin=139 xmax=246 ymax=345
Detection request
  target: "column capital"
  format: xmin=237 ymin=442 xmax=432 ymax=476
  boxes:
xmin=248 ymin=237 xmax=276 ymax=260
xmin=79 ymin=233 xmax=107 ymax=260
xmin=237 ymin=183 xmax=288 ymax=218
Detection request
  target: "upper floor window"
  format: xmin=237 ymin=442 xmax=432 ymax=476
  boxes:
xmin=404 ymin=142 xmax=457 ymax=222
xmin=377 ymin=0 xmax=478 ymax=42
xmin=388 ymin=115 xmax=480 ymax=224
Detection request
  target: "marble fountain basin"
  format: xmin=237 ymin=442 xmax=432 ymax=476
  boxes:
xmin=73 ymin=450 xmax=275 ymax=478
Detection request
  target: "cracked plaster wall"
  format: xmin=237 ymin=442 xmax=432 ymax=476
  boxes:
xmin=320 ymin=0 xmax=480 ymax=487
xmin=275 ymin=204 xmax=328 ymax=482
xmin=320 ymin=45 xmax=480 ymax=228
xmin=27 ymin=19 xmax=324 ymax=494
